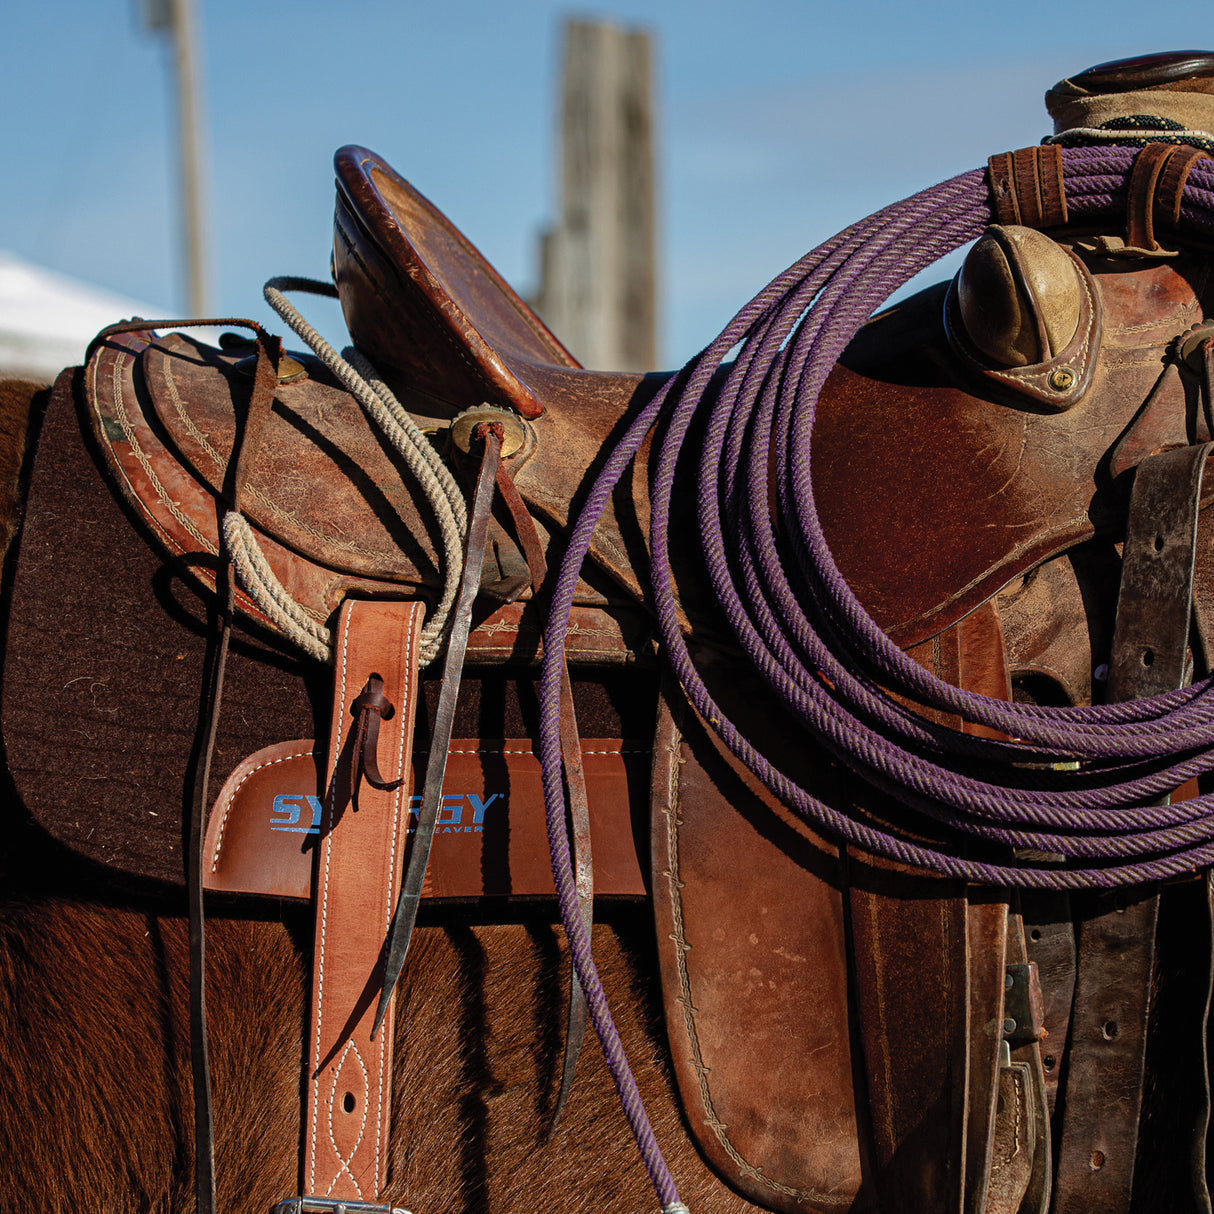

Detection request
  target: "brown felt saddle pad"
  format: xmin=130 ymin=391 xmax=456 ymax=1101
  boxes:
xmin=0 ymin=372 xmax=656 ymax=886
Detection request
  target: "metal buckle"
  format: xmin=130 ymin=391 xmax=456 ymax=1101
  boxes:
xmin=273 ymin=1200 xmax=414 ymax=1214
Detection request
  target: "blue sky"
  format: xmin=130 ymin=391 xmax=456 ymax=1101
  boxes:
xmin=2 ymin=2 xmax=1208 ymax=365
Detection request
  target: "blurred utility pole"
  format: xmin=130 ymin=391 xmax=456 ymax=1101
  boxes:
xmin=141 ymin=0 xmax=211 ymax=316
xmin=535 ymin=20 xmax=657 ymax=371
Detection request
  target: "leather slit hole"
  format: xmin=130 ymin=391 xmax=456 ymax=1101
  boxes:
xmin=1141 ymin=648 xmax=1155 ymax=667
xmin=1043 ymin=1054 xmax=1056 ymax=1071
xmin=343 ymin=1092 xmax=356 ymax=1114
xmin=1101 ymin=1019 xmax=1118 ymax=1040
xmin=1153 ymin=533 xmax=1165 ymax=552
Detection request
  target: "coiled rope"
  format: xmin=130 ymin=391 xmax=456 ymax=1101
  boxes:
xmin=533 ymin=143 xmax=1214 ymax=1209
xmin=228 ymin=277 xmax=468 ymax=664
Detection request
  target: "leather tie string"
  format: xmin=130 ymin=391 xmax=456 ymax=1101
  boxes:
xmin=476 ymin=417 xmax=596 ymax=1129
xmin=85 ymin=316 xmax=285 ymax=1214
xmin=372 ymin=420 xmax=504 ymax=1038
xmin=352 ymin=675 xmax=401 ymax=794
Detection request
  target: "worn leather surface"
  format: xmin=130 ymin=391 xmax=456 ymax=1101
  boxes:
xmin=204 ymin=737 xmax=648 ymax=901
xmin=956 ymin=225 xmax=1083 ymax=366
xmin=821 ymin=251 xmax=1210 ymax=647
xmin=650 ymin=689 xmax=861 ymax=1213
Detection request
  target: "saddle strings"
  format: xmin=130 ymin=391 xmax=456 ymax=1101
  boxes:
xmin=535 ymin=144 xmax=1214 ymax=1210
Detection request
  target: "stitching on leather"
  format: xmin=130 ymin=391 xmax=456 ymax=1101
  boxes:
xmin=310 ymin=606 xmax=354 ymax=1190
xmin=374 ymin=601 xmax=422 ymax=1185
xmin=990 ymin=1071 xmax=1024 ymax=1169
xmin=93 ymin=344 xmax=272 ymax=627
xmin=209 ymin=745 xmax=316 ymax=871
xmin=160 ymin=356 xmax=228 ymax=467
xmin=158 ymin=346 xmax=388 ymax=565
xmin=324 ymin=1040 xmax=370 ymax=1198
xmin=107 ymin=353 xmax=216 ymax=554
xmin=212 ymin=736 xmax=643 ymax=878
xmin=660 ymin=720 xmax=829 ymax=1204
xmin=1109 ymin=301 xmax=1201 ymax=336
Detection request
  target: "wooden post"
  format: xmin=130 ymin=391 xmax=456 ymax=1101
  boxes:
xmin=142 ymin=0 xmax=211 ymax=316
xmin=536 ymin=20 xmax=657 ymax=371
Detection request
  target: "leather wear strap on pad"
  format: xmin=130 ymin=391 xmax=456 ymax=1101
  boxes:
xmin=203 ymin=737 xmax=648 ymax=901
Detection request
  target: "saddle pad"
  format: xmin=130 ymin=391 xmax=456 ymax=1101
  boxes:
xmin=204 ymin=738 xmax=648 ymax=901
xmin=1 ymin=373 xmax=657 ymax=887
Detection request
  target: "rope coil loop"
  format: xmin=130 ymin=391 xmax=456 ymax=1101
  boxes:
xmin=533 ymin=144 xmax=1214 ymax=1210
xmin=260 ymin=277 xmax=468 ymax=664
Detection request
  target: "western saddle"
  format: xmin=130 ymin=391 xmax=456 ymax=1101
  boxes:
xmin=7 ymin=45 xmax=1214 ymax=1214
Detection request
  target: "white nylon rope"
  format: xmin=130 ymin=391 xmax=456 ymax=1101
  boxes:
xmin=219 ymin=276 xmax=469 ymax=665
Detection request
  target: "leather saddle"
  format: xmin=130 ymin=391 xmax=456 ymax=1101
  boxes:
xmin=8 ymin=45 xmax=1214 ymax=1214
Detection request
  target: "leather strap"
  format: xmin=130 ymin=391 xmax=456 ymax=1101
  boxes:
xmin=491 ymin=436 xmax=596 ymax=1125
xmin=1054 ymin=442 xmax=1213 ymax=1213
xmin=372 ymin=424 xmax=503 ymax=1036
xmin=1127 ymin=143 xmax=1210 ymax=250
xmin=988 ymin=146 xmax=1068 ymax=228
xmin=168 ymin=319 xmax=281 ymax=1214
xmin=303 ymin=598 xmax=424 ymax=1202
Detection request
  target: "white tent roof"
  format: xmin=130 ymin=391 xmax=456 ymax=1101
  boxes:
xmin=0 ymin=252 xmax=167 ymax=382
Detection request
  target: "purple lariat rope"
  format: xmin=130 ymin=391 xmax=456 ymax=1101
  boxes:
xmin=537 ymin=145 xmax=1214 ymax=1209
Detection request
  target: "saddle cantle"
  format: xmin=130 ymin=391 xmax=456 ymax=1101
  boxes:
xmin=333 ymin=146 xmax=666 ymax=610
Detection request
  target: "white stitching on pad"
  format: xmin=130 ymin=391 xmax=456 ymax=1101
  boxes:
xmin=209 ymin=746 xmax=316 ymax=872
